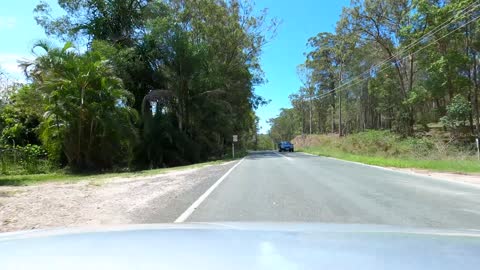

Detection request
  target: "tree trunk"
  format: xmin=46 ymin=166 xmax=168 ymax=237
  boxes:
xmin=473 ymin=50 xmax=479 ymax=135
xmin=309 ymin=97 xmax=313 ymax=134
xmin=338 ymin=66 xmax=343 ymax=136
xmin=339 ymin=92 xmax=342 ymax=136
xmin=331 ymin=95 xmax=336 ymax=133
xmin=317 ymin=108 xmax=323 ymax=133
xmin=466 ymin=20 xmax=479 ymax=135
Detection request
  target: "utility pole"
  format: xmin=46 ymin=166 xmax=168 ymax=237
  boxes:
xmin=331 ymin=92 xmax=335 ymax=133
xmin=338 ymin=65 xmax=343 ymax=137
xmin=339 ymin=92 xmax=342 ymax=136
xmin=309 ymin=87 xmax=313 ymax=134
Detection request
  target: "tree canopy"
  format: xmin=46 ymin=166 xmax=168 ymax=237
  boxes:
xmin=270 ymin=0 xmax=480 ymax=142
xmin=0 ymin=0 xmax=275 ymax=172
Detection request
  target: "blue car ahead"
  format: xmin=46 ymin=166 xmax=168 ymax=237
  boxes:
xmin=278 ymin=141 xmax=294 ymax=152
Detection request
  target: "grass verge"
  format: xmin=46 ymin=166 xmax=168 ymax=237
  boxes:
xmin=293 ymin=130 xmax=480 ymax=174
xmin=0 ymin=159 xmax=231 ymax=186
xmin=301 ymin=147 xmax=480 ymax=174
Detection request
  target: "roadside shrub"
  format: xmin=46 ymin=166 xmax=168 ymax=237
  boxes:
xmin=19 ymin=144 xmax=48 ymax=173
xmin=343 ymin=130 xmax=400 ymax=156
xmin=295 ymin=130 xmax=475 ymax=161
xmin=398 ymin=137 xmax=434 ymax=158
xmin=440 ymin=95 xmax=471 ymax=137
xmin=0 ymin=144 xmax=50 ymax=175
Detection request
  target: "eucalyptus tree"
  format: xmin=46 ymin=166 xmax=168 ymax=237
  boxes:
xmin=272 ymin=0 xmax=480 ymax=140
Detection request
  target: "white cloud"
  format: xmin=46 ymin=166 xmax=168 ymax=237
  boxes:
xmin=0 ymin=16 xmax=16 ymax=29
xmin=0 ymin=54 xmax=31 ymax=82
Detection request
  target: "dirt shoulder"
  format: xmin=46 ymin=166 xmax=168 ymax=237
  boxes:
xmin=0 ymin=161 xmax=236 ymax=233
xmin=391 ymin=167 xmax=480 ymax=186
xmin=320 ymin=154 xmax=480 ymax=186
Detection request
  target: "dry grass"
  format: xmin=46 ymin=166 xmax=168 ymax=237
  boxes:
xmin=294 ymin=130 xmax=480 ymax=173
xmin=0 ymin=160 xmax=229 ymax=186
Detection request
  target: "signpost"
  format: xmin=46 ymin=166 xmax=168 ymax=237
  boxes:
xmin=232 ymin=135 xmax=238 ymax=159
xmin=476 ymin=138 xmax=479 ymax=161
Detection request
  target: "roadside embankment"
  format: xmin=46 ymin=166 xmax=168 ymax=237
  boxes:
xmin=293 ymin=130 xmax=480 ymax=174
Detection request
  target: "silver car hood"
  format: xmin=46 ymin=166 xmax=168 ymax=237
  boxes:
xmin=1 ymin=223 xmax=480 ymax=270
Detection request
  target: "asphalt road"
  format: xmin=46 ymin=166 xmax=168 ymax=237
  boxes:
xmin=172 ymin=151 xmax=480 ymax=229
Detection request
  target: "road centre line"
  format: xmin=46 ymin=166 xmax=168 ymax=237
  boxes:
xmin=174 ymin=157 xmax=246 ymax=223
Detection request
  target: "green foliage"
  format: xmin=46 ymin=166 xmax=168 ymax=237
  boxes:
xmin=268 ymin=108 xmax=302 ymax=142
xmin=440 ymin=94 xmax=472 ymax=131
xmin=297 ymin=130 xmax=478 ymax=173
xmin=34 ymin=0 xmax=148 ymax=46
xmin=339 ymin=130 xmax=436 ymax=158
xmin=18 ymin=144 xmax=49 ymax=174
xmin=21 ymin=42 xmax=138 ymax=171
xmin=0 ymin=0 xmax=275 ymax=175
xmin=0 ymin=144 xmax=49 ymax=175
xmin=303 ymin=147 xmax=480 ymax=173
xmin=0 ymin=85 xmax=42 ymax=146
xmin=445 ymin=95 xmax=472 ymax=123
xmin=256 ymin=134 xmax=275 ymax=150
xmin=271 ymin=0 xmax=480 ymax=141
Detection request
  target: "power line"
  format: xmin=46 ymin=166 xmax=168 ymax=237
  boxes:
xmin=315 ymin=1 xmax=480 ymax=100
xmin=362 ymin=1 xmax=480 ymax=76
xmin=317 ymin=1 xmax=480 ymax=99
xmin=317 ymin=11 xmax=480 ymax=99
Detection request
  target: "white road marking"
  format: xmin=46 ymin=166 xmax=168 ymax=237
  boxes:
xmin=174 ymin=157 xmax=246 ymax=223
xmin=298 ymin=152 xmax=480 ymax=190
xmin=273 ymin=151 xmax=293 ymax=161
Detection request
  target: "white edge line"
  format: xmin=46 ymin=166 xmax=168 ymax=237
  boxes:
xmin=301 ymin=152 xmax=396 ymax=172
xmin=299 ymin=152 xmax=480 ymax=189
xmin=273 ymin=151 xmax=293 ymax=161
xmin=174 ymin=157 xmax=246 ymax=223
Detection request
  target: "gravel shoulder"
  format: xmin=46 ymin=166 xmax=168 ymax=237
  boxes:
xmin=0 ymin=161 xmax=237 ymax=232
xmin=391 ymin=167 xmax=480 ymax=186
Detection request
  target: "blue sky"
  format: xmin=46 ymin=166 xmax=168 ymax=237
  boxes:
xmin=0 ymin=0 xmax=63 ymax=80
xmin=0 ymin=0 xmax=350 ymax=133
xmin=253 ymin=0 xmax=350 ymax=133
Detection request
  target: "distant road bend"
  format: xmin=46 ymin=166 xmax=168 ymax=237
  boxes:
xmin=154 ymin=151 xmax=480 ymax=229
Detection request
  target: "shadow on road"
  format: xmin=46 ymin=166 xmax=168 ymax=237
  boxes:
xmin=246 ymin=151 xmax=279 ymax=160
xmin=245 ymin=151 xmax=320 ymax=161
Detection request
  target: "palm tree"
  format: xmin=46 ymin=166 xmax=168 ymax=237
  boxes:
xmin=20 ymin=42 xmax=138 ymax=171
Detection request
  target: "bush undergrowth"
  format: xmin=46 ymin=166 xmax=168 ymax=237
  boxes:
xmin=295 ymin=130 xmax=480 ymax=173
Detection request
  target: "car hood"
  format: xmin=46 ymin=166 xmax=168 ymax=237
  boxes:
xmin=1 ymin=223 xmax=480 ymax=270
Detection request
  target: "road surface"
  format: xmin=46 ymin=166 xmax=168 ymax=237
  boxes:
xmin=151 ymin=151 xmax=480 ymax=229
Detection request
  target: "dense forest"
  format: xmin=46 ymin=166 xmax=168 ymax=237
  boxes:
xmin=269 ymin=0 xmax=480 ymax=143
xmin=0 ymin=0 xmax=275 ymax=173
